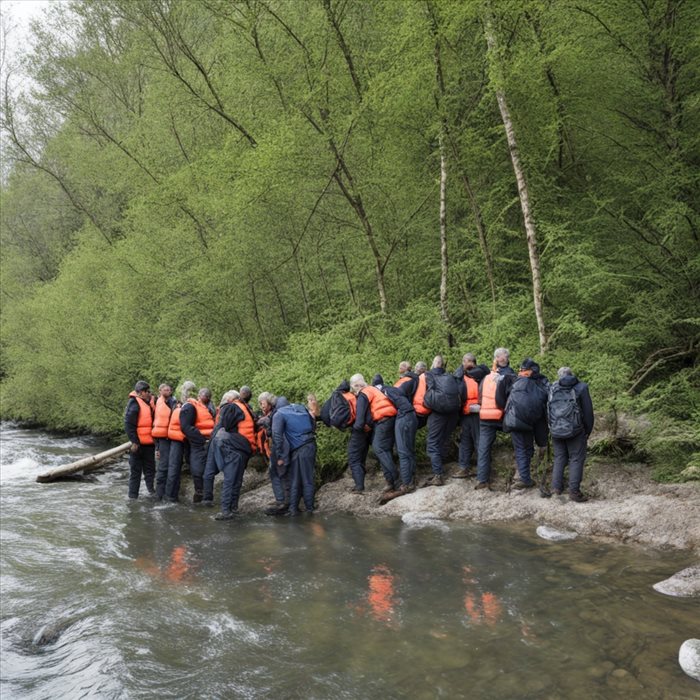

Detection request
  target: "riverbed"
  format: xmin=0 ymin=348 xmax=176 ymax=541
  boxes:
xmin=1 ymin=423 xmax=698 ymax=698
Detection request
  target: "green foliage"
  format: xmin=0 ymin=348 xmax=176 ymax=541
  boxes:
xmin=1 ymin=0 xmax=698 ymax=483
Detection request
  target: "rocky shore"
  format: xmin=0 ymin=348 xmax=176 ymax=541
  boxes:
xmin=237 ymin=453 xmax=700 ymax=554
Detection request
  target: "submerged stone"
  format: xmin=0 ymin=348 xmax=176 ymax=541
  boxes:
xmin=652 ymin=565 xmax=700 ymax=597
xmin=536 ymin=525 xmax=578 ymax=542
xmin=678 ymin=639 xmax=700 ymax=682
xmin=401 ymin=511 xmax=448 ymax=530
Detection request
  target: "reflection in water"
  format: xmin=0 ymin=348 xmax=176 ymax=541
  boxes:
xmin=367 ymin=564 xmax=397 ymax=625
xmin=2 ymin=424 xmax=699 ymax=699
xmin=462 ymin=565 xmax=503 ymax=626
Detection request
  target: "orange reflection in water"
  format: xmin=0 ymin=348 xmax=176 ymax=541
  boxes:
xmin=367 ymin=564 xmax=396 ymax=624
xmin=165 ymin=545 xmax=190 ymax=582
xmin=134 ymin=545 xmax=193 ymax=584
xmin=462 ymin=566 xmax=503 ymax=626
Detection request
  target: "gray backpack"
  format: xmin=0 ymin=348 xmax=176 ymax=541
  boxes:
xmin=547 ymin=383 xmax=583 ymax=439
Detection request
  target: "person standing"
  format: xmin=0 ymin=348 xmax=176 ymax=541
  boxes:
xmin=351 ymin=373 xmax=399 ymax=493
xmin=374 ymin=375 xmax=418 ymax=494
xmin=202 ymin=390 xmax=240 ymax=507
xmin=152 ymin=383 xmax=176 ymax=500
xmin=272 ymin=398 xmax=317 ymax=516
xmin=452 ymin=354 xmax=489 ymax=479
xmin=502 ymin=359 xmax=549 ymax=488
xmin=165 ymin=381 xmax=197 ymax=502
xmin=124 ymin=380 xmax=156 ymax=499
xmin=209 ymin=394 xmax=256 ymax=520
xmin=179 ymin=387 xmax=215 ymax=503
xmin=321 ymin=380 xmax=370 ymax=495
xmin=548 ymin=367 xmax=594 ymax=502
xmin=475 ymin=348 xmax=517 ymax=490
xmin=422 ymin=356 xmax=465 ymax=486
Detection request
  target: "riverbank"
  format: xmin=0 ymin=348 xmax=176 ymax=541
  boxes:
xmin=233 ymin=455 xmax=700 ymax=555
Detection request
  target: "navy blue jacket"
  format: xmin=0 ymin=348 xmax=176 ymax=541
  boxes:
xmin=272 ymin=403 xmax=316 ymax=454
xmin=215 ymin=401 xmax=252 ymax=454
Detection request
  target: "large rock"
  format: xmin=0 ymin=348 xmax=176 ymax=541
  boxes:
xmin=536 ymin=525 xmax=578 ymax=542
xmin=401 ymin=511 xmax=448 ymax=530
xmin=679 ymin=639 xmax=700 ymax=682
xmin=652 ymin=565 xmax=700 ymax=597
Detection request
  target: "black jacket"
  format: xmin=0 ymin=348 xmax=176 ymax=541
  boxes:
xmin=215 ymin=401 xmax=252 ymax=454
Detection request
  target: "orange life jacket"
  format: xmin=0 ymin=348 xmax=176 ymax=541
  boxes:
xmin=361 ymin=386 xmax=397 ymax=422
xmin=232 ymin=400 xmax=257 ymax=451
xmin=480 ymin=371 xmax=503 ymax=421
xmin=461 ymin=376 xmax=480 ymax=415
xmin=129 ymin=392 xmax=155 ymax=445
xmin=191 ymin=399 xmax=215 ymax=438
xmin=394 ymin=376 xmax=411 ymax=388
xmin=343 ymin=391 xmax=358 ymax=424
xmin=152 ymin=396 xmax=173 ymax=438
xmin=412 ymin=374 xmax=432 ymax=416
xmin=167 ymin=406 xmax=185 ymax=442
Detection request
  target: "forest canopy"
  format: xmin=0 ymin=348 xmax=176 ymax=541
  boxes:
xmin=1 ymin=0 xmax=698 ymax=480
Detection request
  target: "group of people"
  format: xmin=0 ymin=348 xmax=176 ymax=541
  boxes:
xmin=124 ymin=347 xmax=595 ymax=520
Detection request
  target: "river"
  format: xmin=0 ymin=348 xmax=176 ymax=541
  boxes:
xmin=1 ymin=422 xmax=698 ymax=699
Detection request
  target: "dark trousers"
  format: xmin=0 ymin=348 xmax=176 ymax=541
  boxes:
xmin=476 ymin=421 xmax=501 ymax=484
xmin=128 ymin=444 xmax=156 ymax=498
xmin=458 ymin=413 xmax=480 ymax=469
xmin=202 ymin=442 xmax=220 ymax=502
xmin=289 ymin=442 xmax=317 ymax=513
xmin=348 ymin=429 xmax=370 ymax=490
xmin=269 ymin=459 xmax=290 ymax=504
xmin=154 ymin=438 xmax=171 ymax=499
xmin=189 ymin=441 xmax=208 ymax=496
xmin=395 ymin=412 xmax=418 ymax=486
xmin=426 ymin=412 xmax=459 ymax=475
xmin=372 ymin=418 xmax=398 ymax=486
xmin=510 ymin=431 xmax=535 ymax=484
xmin=551 ymin=432 xmax=588 ymax=493
xmin=165 ymin=440 xmax=189 ymax=501
xmin=210 ymin=435 xmax=250 ymax=514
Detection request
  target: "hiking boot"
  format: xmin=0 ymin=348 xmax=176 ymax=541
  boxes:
xmin=398 ymin=483 xmax=416 ymax=495
xmin=285 ymin=510 xmax=302 ymax=517
xmin=551 ymin=488 xmax=563 ymax=496
xmin=423 ymin=474 xmax=444 ymax=487
xmin=474 ymin=481 xmax=492 ymax=491
xmin=512 ymin=481 xmax=536 ymax=490
xmin=349 ymin=487 xmax=365 ymax=495
xmin=193 ymin=492 xmax=203 ymax=504
xmin=214 ymin=511 xmax=234 ymax=521
xmin=382 ymin=481 xmax=396 ymax=493
xmin=569 ymin=491 xmax=589 ymax=503
xmin=451 ymin=468 xmax=473 ymax=479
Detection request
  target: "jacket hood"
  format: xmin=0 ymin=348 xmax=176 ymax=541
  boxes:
xmin=371 ymin=373 xmax=384 ymax=387
xmin=337 ymin=379 xmax=350 ymax=392
xmin=276 ymin=396 xmax=290 ymax=409
xmin=558 ymin=374 xmax=579 ymax=388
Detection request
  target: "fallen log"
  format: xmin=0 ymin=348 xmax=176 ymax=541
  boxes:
xmin=36 ymin=442 xmax=131 ymax=483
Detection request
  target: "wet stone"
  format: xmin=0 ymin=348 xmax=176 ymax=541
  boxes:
xmin=536 ymin=525 xmax=578 ymax=542
xmin=679 ymin=639 xmax=700 ymax=682
xmin=652 ymin=565 xmax=700 ymax=598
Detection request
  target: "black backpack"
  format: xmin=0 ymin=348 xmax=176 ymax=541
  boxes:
xmin=424 ymin=372 xmax=462 ymax=414
xmin=547 ymin=383 xmax=583 ymax=439
xmin=503 ymin=378 xmax=547 ymax=432
xmin=321 ymin=390 xmax=353 ymax=429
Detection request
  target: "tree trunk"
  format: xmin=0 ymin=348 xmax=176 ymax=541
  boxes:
xmin=438 ymin=134 xmax=449 ymax=328
xmin=37 ymin=442 xmax=131 ymax=482
xmin=484 ymin=12 xmax=547 ymax=354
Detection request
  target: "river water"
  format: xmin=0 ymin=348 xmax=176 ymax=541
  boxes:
xmin=1 ymin=423 xmax=698 ymax=699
